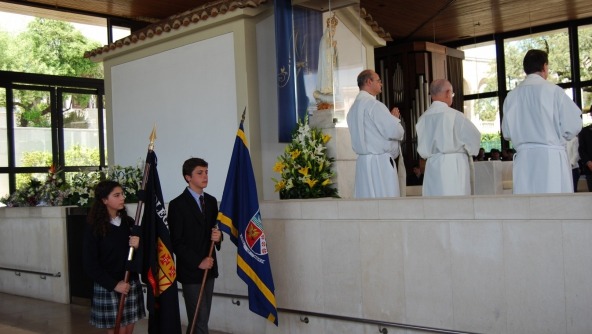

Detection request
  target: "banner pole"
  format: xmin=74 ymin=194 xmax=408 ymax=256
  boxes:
xmin=114 ymin=126 xmax=156 ymax=334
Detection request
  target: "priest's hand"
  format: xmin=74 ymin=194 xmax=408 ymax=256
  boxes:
xmin=390 ymin=107 xmax=400 ymax=119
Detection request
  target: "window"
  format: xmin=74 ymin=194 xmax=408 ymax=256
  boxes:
xmin=460 ymin=41 xmax=500 ymax=151
xmin=504 ymin=29 xmax=571 ymax=87
xmin=461 ymin=42 xmax=498 ymax=94
xmin=579 ymin=24 xmax=592 ymax=82
xmin=0 ymin=71 xmax=106 ymax=197
xmin=451 ymin=20 xmax=591 ymax=151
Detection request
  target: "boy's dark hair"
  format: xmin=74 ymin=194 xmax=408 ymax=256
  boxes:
xmin=182 ymin=157 xmax=208 ymax=182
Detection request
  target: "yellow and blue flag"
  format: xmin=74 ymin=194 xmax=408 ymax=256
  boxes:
xmin=217 ymin=121 xmax=278 ymax=326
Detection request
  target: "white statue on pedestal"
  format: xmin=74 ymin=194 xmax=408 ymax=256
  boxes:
xmin=313 ymin=13 xmax=339 ymax=110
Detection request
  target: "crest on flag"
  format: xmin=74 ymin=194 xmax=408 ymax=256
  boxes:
xmin=243 ymin=211 xmax=268 ymax=257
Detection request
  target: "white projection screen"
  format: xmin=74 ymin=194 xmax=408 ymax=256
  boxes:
xmin=111 ymin=32 xmax=238 ymax=202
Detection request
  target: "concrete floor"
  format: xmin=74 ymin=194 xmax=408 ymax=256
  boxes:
xmin=0 ymin=292 xmax=227 ymax=334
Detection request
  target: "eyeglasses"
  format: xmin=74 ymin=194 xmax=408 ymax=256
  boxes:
xmin=372 ymin=77 xmax=382 ymax=83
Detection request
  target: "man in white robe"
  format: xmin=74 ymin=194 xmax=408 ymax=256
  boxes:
xmin=502 ymin=49 xmax=582 ymax=194
xmin=346 ymin=69 xmax=404 ymax=198
xmin=416 ymin=79 xmax=481 ymax=196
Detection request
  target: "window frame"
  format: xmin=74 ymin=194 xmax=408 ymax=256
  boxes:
xmin=0 ymin=70 xmax=106 ymax=195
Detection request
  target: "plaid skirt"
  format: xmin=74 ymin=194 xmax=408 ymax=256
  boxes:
xmin=90 ymin=280 xmax=146 ymax=329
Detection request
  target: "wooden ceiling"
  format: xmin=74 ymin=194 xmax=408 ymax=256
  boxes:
xmin=2 ymin=0 xmax=592 ymax=44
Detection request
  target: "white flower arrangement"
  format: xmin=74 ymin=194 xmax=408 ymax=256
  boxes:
xmin=1 ymin=162 xmax=144 ymax=207
xmin=272 ymin=116 xmax=338 ymax=199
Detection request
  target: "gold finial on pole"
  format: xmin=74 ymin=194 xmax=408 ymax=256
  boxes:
xmin=148 ymin=125 xmax=157 ymax=151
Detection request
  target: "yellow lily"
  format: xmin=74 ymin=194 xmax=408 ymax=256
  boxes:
xmin=298 ymin=166 xmax=309 ymax=176
xmin=304 ymin=178 xmax=318 ymax=188
xmin=273 ymin=161 xmax=285 ymax=173
xmin=274 ymin=180 xmax=286 ymax=192
xmin=290 ymin=149 xmax=301 ymax=159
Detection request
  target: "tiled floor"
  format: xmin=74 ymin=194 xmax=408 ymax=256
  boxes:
xmin=0 ymin=293 xmax=227 ymax=334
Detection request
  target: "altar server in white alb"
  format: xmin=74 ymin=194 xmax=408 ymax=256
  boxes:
xmin=502 ymin=49 xmax=582 ymax=194
xmin=347 ymin=69 xmax=405 ymax=198
xmin=416 ymin=79 xmax=481 ymax=196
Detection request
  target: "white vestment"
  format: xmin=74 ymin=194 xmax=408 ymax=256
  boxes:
xmin=346 ymin=90 xmax=404 ymax=198
xmin=502 ymin=74 xmax=582 ymax=194
xmin=416 ymin=101 xmax=481 ymax=196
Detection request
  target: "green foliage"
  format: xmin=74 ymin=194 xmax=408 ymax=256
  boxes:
xmin=18 ymin=18 xmax=103 ymax=78
xmin=480 ymin=133 xmax=502 ymax=152
xmin=1 ymin=18 xmax=104 ymax=127
xmin=64 ymin=145 xmax=100 ymax=165
xmin=272 ymin=116 xmax=339 ymax=199
xmin=472 ymin=28 xmax=592 ymax=122
xmin=474 ymin=97 xmax=498 ymax=121
xmin=504 ymin=31 xmax=571 ymax=87
xmin=16 ymin=151 xmax=53 ymax=188
xmin=15 ymin=145 xmax=100 ymax=188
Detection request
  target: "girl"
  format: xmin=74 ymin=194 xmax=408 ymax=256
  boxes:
xmin=83 ymin=180 xmax=145 ymax=334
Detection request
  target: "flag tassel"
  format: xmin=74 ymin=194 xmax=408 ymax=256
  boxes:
xmin=114 ymin=126 xmax=156 ymax=334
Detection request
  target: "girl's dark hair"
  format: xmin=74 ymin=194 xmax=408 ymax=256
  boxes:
xmin=87 ymin=180 xmax=129 ymax=236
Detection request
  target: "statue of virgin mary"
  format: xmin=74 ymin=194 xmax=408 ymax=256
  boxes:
xmin=313 ymin=13 xmax=339 ymax=109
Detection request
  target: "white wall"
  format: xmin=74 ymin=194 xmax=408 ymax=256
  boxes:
xmin=206 ymin=194 xmax=592 ymax=334
xmin=110 ymin=33 xmax=238 ymax=202
xmin=0 ymin=207 xmax=70 ymax=304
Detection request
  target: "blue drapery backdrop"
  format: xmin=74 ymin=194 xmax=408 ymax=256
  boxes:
xmin=275 ymin=0 xmax=322 ymax=142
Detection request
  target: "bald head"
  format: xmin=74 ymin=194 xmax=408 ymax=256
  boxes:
xmin=430 ymin=79 xmax=454 ymax=106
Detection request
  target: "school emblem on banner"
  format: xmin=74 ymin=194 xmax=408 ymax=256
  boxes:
xmin=244 ymin=212 xmax=268 ymax=256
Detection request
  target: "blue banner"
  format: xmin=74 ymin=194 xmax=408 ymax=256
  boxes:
xmin=275 ymin=0 xmax=297 ymax=142
xmin=217 ymin=121 xmax=278 ymax=325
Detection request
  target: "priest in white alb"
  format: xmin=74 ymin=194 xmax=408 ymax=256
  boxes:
xmin=347 ymin=69 xmax=405 ymax=198
xmin=416 ymin=79 xmax=481 ymax=196
xmin=502 ymin=49 xmax=582 ymax=194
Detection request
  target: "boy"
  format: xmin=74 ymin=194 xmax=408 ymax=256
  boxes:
xmin=168 ymin=158 xmax=222 ymax=334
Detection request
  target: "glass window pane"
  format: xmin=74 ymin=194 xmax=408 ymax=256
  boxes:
xmin=464 ymin=97 xmax=500 ymax=151
xmin=582 ymin=87 xmax=592 ymax=126
xmin=579 ymin=24 xmax=592 ymax=82
xmin=14 ymin=88 xmax=52 ymax=168
xmin=460 ymin=41 xmax=498 ymax=94
xmin=0 ymin=87 xmax=6 ymax=167
xmin=63 ymin=92 xmax=101 ymax=166
xmin=504 ymin=28 xmax=570 ymax=88
xmin=0 ymin=174 xmax=8 ymax=202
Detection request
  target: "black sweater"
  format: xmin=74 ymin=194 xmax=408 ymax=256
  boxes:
xmin=83 ymin=217 xmax=140 ymax=291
